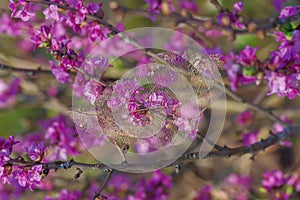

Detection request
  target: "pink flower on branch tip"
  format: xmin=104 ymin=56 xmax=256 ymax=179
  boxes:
xmin=26 ymin=142 xmax=47 ymax=162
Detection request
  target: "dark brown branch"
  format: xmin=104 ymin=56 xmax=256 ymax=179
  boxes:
xmin=8 ymin=159 xmax=105 ymax=171
xmin=6 ymin=126 xmax=300 ymax=175
xmin=179 ymin=126 xmax=300 ymax=161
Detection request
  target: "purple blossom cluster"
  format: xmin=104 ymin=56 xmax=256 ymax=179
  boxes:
xmin=42 ymin=115 xmax=81 ymax=161
xmin=262 ymin=170 xmax=300 ymax=200
xmin=223 ymin=45 xmax=258 ymax=91
xmin=0 ymin=136 xmax=43 ymax=191
xmin=8 ymin=0 xmax=112 ymax=84
xmin=127 ymin=88 xmax=180 ymax=126
xmin=128 ymin=170 xmax=172 ymax=200
xmin=108 ymin=79 xmax=200 ymax=141
xmin=0 ymin=114 xmax=81 ymax=195
xmin=0 ymin=78 xmax=20 ymax=108
xmin=217 ymin=2 xmax=246 ymax=29
xmin=195 ymin=173 xmax=251 ymax=200
xmin=74 ymin=56 xmax=111 ymax=104
xmin=144 ymin=0 xmax=198 ymax=20
xmin=265 ymin=7 xmax=300 ymax=99
xmin=88 ymin=171 xmax=172 ymax=200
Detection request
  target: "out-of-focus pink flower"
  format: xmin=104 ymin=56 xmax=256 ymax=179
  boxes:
xmin=0 ymin=78 xmax=20 ymax=108
xmin=242 ymin=130 xmax=259 ymax=146
xmin=237 ymin=110 xmax=253 ymax=126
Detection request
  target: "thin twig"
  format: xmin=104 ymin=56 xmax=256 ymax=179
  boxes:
xmin=93 ymin=168 xmax=114 ymax=200
xmin=118 ymin=4 xmax=300 ymax=34
xmin=224 ymin=84 xmax=286 ymax=125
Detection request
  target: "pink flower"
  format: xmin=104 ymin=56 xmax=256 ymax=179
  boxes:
xmin=179 ymin=0 xmax=198 ymax=12
xmin=233 ymin=2 xmax=244 ymax=13
xmin=83 ymin=80 xmax=103 ymax=105
xmin=279 ymin=6 xmax=300 ymax=19
xmin=0 ymin=136 xmax=19 ymax=165
xmin=43 ymin=115 xmax=81 ymax=161
xmin=236 ymin=110 xmax=253 ymax=126
xmin=12 ymin=165 xmax=43 ymax=191
xmin=26 ymin=142 xmax=47 ymax=162
xmin=87 ymin=3 xmax=102 ymax=14
xmin=10 ymin=2 xmax=35 ymax=22
xmin=27 ymin=165 xmax=42 ymax=191
xmin=194 ymin=185 xmax=211 ymax=200
xmin=237 ymin=46 xmax=258 ymax=66
xmin=242 ymin=130 xmax=259 ymax=146
xmin=43 ymin=5 xmax=60 ymax=21
xmin=273 ymin=115 xmax=293 ymax=147
xmin=273 ymin=0 xmax=287 ymax=12
xmin=0 ymin=78 xmax=20 ymax=108
xmin=49 ymin=61 xmax=72 ymax=84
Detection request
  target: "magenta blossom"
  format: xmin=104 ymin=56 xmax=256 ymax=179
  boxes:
xmin=242 ymin=130 xmax=259 ymax=146
xmin=26 ymin=142 xmax=47 ymax=162
xmin=10 ymin=1 xmax=35 ymax=22
xmin=43 ymin=5 xmax=60 ymax=21
xmin=0 ymin=78 xmax=20 ymax=108
xmin=236 ymin=110 xmax=253 ymax=126
xmin=43 ymin=115 xmax=81 ymax=161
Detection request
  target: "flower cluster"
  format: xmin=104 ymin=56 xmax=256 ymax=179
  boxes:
xmin=0 ymin=136 xmax=44 ymax=191
xmin=195 ymin=173 xmax=251 ymax=200
xmin=145 ymin=0 xmax=175 ymax=17
xmin=0 ymin=136 xmax=18 ymax=174
xmin=8 ymin=0 xmax=112 ymax=84
xmin=223 ymin=46 xmax=258 ymax=91
xmin=9 ymin=0 xmax=35 ymax=22
xmin=74 ymin=56 xmax=111 ymax=104
xmin=217 ymin=2 xmax=246 ymax=29
xmin=261 ymin=170 xmax=300 ymax=200
xmin=242 ymin=130 xmax=259 ymax=146
xmin=128 ymin=170 xmax=172 ymax=200
xmin=264 ymin=6 xmax=300 ymax=99
xmin=42 ymin=115 xmax=81 ymax=161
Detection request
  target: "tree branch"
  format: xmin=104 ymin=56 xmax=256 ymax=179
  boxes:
xmin=224 ymin=84 xmax=286 ymax=125
xmin=6 ymin=126 xmax=300 ymax=171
